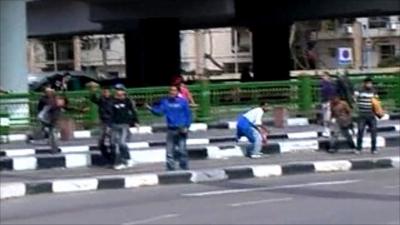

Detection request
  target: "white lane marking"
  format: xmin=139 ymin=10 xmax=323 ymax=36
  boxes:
xmin=383 ymin=185 xmax=400 ymax=189
xmin=182 ymin=179 xmax=360 ymax=197
xmin=229 ymin=197 xmax=293 ymax=207
xmin=121 ymin=214 xmax=179 ymax=225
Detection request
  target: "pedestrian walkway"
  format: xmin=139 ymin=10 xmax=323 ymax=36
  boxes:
xmin=1 ymin=119 xmax=399 ymax=171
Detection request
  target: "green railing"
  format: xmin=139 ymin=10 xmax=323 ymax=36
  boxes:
xmin=0 ymin=73 xmax=399 ymax=132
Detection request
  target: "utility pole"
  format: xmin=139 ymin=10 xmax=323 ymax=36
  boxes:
xmin=53 ymin=41 xmax=58 ymax=72
xmin=73 ymin=36 xmax=81 ymax=71
xmin=363 ymin=22 xmax=373 ymax=71
xmin=27 ymin=39 xmax=36 ymax=73
xmin=353 ymin=21 xmax=363 ymax=70
xmin=101 ymin=37 xmax=108 ymax=78
xmin=194 ymin=29 xmax=210 ymax=122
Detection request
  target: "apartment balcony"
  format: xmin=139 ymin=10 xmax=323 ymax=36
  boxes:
xmin=311 ymin=22 xmax=400 ymax=41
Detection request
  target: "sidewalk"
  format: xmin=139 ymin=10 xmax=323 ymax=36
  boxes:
xmin=4 ymin=114 xmax=399 ymax=142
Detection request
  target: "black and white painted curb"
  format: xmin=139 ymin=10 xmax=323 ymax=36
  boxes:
xmin=3 ymin=118 xmax=310 ymax=142
xmin=3 ymin=115 xmax=398 ymax=142
xmin=1 ymin=156 xmax=398 ymax=200
xmin=2 ymin=123 xmax=399 ymax=157
xmin=1 ymin=134 xmax=398 ymax=171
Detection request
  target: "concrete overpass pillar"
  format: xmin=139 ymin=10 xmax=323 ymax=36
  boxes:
xmin=0 ymin=0 xmax=28 ymax=92
xmin=73 ymin=36 xmax=82 ymax=71
xmin=124 ymin=19 xmax=180 ymax=87
xmin=250 ymin=23 xmax=291 ymax=81
xmin=353 ymin=21 xmax=363 ymax=70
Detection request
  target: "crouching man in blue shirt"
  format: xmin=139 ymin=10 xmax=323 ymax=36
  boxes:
xmin=147 ymin=86 xmax=192 ymax=171
xmin=236 ymin=102 xmax=269 ymax=158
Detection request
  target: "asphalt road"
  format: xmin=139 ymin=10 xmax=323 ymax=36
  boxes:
xmin=1 ymin=169 xmax=399 ymax=224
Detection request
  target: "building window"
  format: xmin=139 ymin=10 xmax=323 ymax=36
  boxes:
xmin=369 ymin=17 xmax=390 ymax=28
xmin=99 ymin=37 xmax=111 ymax=50
xmin=380 ymin=45 xmax=395 ymax=60
xmin=57 ymin=40 xmax=74 ymax=61
xmin=328 ymin=48 xmax=337 ymax=58
xmin=231 ymin=28 xmax=251 ymax=53
xmin=81 ymin=38 xmax=97 ymax=50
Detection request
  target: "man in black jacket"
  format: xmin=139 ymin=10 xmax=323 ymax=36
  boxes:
xmin=27 ymin=86 xmax=55 ymax=143
xmin=111 ymin=84 xmax=139 ymax=170
xmin=89 ymin=85 xmax=114 ymax=163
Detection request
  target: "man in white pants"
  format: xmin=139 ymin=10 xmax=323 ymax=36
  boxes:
xmin=320 ymin=72 xmax=336 ymax=137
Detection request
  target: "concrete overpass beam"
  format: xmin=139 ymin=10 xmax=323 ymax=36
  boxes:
xmin=124 ymin=19 xmax=180 ymax=87
xmin=251 ymin=23 xmax=291 ymax=81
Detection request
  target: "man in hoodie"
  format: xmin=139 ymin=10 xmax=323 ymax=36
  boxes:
xmin=147 ymin=86 xmax=192 ymax=171
xmin=89 ymin=85 xmax=114 ymax=164
xmin=110 ymin=84 xmax=139 ymax=170
xmin=328 ymin=96 xmax=356 ymax=153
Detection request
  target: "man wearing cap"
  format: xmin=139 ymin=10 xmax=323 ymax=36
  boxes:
xmin=147 ymin=86 xmax=192 ymax=171
xmin=110 ymin=84 xmax=139 ymax=169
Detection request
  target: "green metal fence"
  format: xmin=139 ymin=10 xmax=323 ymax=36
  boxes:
xmin=0 ymin=73 xmax=399 ymax=133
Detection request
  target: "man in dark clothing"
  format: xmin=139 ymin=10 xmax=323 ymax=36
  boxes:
xmin=37 ymin=95 xmax=66 ymax=153
xmin=27 ymin=87 xmax=56 ymax=144
xmin=111 ymin=84 xmax=139 ymax=170
xmin=89 ymin=85 xmax=114 ymax=163
xmin=328 ymin=96 xmax=356 ymax=153
xmin=354 ymin=77 xmax=379 ymax=154
xmin=147 ymin=86 xmax=192 ymax=171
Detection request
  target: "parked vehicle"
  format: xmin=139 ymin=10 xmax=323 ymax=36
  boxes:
xmin=29 ymin=71 xmax=98 ymax=92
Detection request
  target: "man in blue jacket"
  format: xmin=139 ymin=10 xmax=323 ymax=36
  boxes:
xmin=147 ymin=86 xmax=192 ymax=171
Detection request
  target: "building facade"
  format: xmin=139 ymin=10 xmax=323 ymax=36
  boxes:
xmin=27 ymin=16 xmax=399 ymax=79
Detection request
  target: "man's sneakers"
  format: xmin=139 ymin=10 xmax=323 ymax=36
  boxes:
xmin=113 ymin=164 xmax=127 ymax=170
xmin=353 ymin=149 xmax=379 ymax=155
xmin=125 ymin=160 xmax=136 ymax=168
xmin=113 ymin=160 xmax=136 ymax=170
xmin=353 ymin=149 xmax=361 ymax=155
xmin=248 ymin=153 xmax=265 ymax=159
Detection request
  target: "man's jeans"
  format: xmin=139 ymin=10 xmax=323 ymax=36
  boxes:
xmin=166 ymin=129 xmax=188 ymax=171
xmin=236 ymin=117 xmax=262 ymax=156
xmin=111 ymin=124 xmax=131 ymax=165
xmin=99 ymin=123 xmax=113 ymax=163
xmin=40 ymin=122 xmax=58 ymax=153
xmin=330 ymin=123 xmax=356 ymax=152
xmin=321 ymin=102 xmax=332 ymax=136
xmin=246 ymin=127 xmax=262 ymax=156
xmin=357 ymin=115 xmax=377 ymax=152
